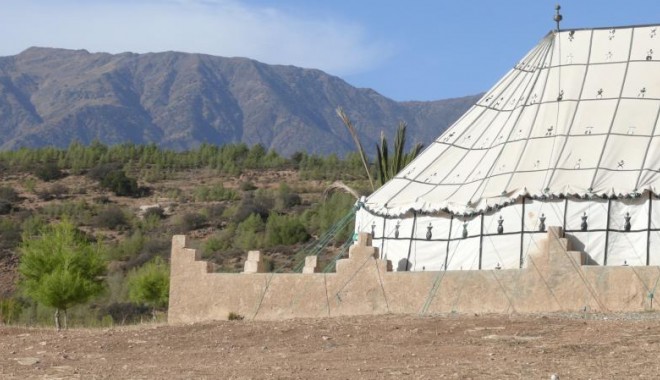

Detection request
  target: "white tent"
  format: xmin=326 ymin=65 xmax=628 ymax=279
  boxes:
xmin=355 ymin=24 xmax=660 ymax=271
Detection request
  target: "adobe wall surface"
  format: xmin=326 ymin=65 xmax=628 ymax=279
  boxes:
xmin=168 ymin=228 xmax=660 ymax=324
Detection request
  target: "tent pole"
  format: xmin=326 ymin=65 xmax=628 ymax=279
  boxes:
xmin=647 ymin=192 xmax=652 ymax=266
xmin=380 ymin=215 xmax=387 ymax=259
xmin=604 ymin=198 xmax=612 ymax=266
xmin=478 ymin=213 xmax=484 ymax=270
xmin=445 ymin=214 xmax=453 ymax=270
xmin=405 ymin=212 xmax=417 ymax=271
xmin=520 ymin=197 xmax=526 ymax=268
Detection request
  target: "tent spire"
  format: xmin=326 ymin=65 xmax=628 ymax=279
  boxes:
xmin=553 ymin=4 xmax=563 ymax=32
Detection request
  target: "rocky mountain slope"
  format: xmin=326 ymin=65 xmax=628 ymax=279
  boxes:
xmin=0 ymin=47 xmax=479 ymax=155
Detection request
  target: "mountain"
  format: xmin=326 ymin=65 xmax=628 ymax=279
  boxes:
xmin=0 ymin=47 xmax=480 ymax=156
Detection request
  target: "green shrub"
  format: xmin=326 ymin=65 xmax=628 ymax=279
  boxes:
xmin=0 ymin=218 xmax=22 ymax=249
xmin=33 ymin=162 xmax=64 ymax=182
xmin=37 ymin=183 xmax=69 ymax=201
xmin=234 ymin=214 xmax=265 ymax=250
xmin=0 ymin=200 xmax=11 ymax=215
xmin=233 ymin=191 xmax=273 ymax=223
xmin=193 ymin=184 xmax=238 ymax=202
xmin=0 ymin=298 xmax=24 ymax=324
xmin=228 ymin=311 xmax=244 ymax=321
xmin=93 ymin=205 xmax=129 ymax=230
xmin=239 ymin=181 xmax=257 ymax=191
xmin=101 ymin=170 xmax=140 ymax=197
xmin=265 ymin=214 xmax=309 ymax=246
xmin=0 ymin=186 xmax=19 ymax=203
xmin=174 ymin=212 xmax=207 ymax=233
xmin=275 ymin=183 xmax=301 ymax=210
xmin=98 ymin=302 xmax=151 ymax=325
xmin=127 ymin=257 xmax=170 ymax=317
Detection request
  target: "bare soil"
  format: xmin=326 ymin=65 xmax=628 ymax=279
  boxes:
xmin=2 ymin=313 xmax=660 ymax=379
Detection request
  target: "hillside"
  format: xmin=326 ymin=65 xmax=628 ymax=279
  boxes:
xmin=0 ymin=47 xmax=479 ymax=156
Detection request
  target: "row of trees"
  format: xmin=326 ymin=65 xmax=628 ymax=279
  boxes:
xmin=0 ymin=141 xmax=368 ymax=182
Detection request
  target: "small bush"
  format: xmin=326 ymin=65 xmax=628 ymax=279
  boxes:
xmin=0 ymin=186 xmax=19 ymax=203
xmin=37 ymin=183 xmax=69 ymax=200
xmin=127 ymin=257 xmax=170 ymax=317
xmin=87 ymin=163 xmax=123 ymax=182
xmin=239 ymin=181 xmax=257 ymax=191
xmin=174 ymin=212 xmax=207 ymax=233
xmin=0 ymin=298 xmax=25 ymax=324
xmin=143 ymin=206 xmax=165 ymax=220
xmin=233 ymin=191 xmax=272 ymax=223
xmin=93 ymin=206 xmax=129 ymax=230
xmin=101 ymin=170 xmax=140 ymax=197
xmin=265 ymin=214 xmax=309 ymax=246
xmin=0 ymin=200 xmax=12 ymax=215
xmin=228 ymin=312 xmax=244 ymax=321
xmin=98 ymin=302 xmax=151 ymax=325
xmin=194 ymin=184 xmax=238 ymax=202
xmin=33 ymin=163 xmax=64 ymax=182
xmin=0 ymin=218 xmax=21 ymax=249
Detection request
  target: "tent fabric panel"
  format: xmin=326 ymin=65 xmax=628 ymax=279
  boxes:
xmin=381 ymin=238 xmax=411 ymax=270
xmin=609 ymin=196 xmax=649 ymax=231
xmin=446 ymin=238 xmax=481 ymax=271
xmin=568 ymin=231 xmax=607 ymax=266
xmin=607 ymin=231 xmax=647 ymax=266
xmin=481 ymin=235 xmax=522 ymax=270
xmin=650 ymin=231 xmax=660 ymax=266
xmin=591 ymin=170 xmax=640 ymax=196
xmin=413 ymin=214 xmax=451 ymax=241
xmin=542 ymin=66 xmax=585 ymax=102
xmin=513 ymin=104 xmax=541 ymax=140
xmin=589 ymin=27 xmax=633 ymax=65
xmin=451 ymin=214 xmax=481 ymax=239
xmin=465 ymin=145 xmax=508 ymax=183
xmin=524 ymin=199 xmax=564 ymax=231
xmin=622 ymin=61 xmax=660 ymax=99
xmin=551 ymin=28 xmax=591 ymax=66
xmin=566 ymin=198 xmax=609 ymax=230
xmin=555 ymin=135 xmax=608 ymax=170
xmin=630 ymin=26 xmax=660 ymax=63
xmin=652 ymin=197 xmax=660 ymax=229
xmin=398 ymin=144 xmax=449 ymax=180
xmin=611 ymin=99 xmax=659 ymax=136
xmin=483 ymin=202 xmax=523 ymax=234
xmin=421 ymin=181 xmax=481 ymax=208
xmin=581 ymin=63 xmax=627 ymax=101
xmin=443 ymin=149 xmax=489 ymax=185
xmin=516 ymin=136 xmax=567 ymax=173
xmin=570 ymin=99 xmax=619 ymax=135
xmin=409 ymin=240 xmax=448 ymax=271
xmin=598 ymin=135 xmax=650 ymax=171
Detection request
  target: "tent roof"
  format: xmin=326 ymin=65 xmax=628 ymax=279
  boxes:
xmin=365 ymin=24 xmax=660 ymax=216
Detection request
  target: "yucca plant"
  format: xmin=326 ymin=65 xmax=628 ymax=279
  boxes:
xmin=375 ymin=122 xmax=423 ymax=187
xmin=336 ymin=108 xmax=423 ymax=192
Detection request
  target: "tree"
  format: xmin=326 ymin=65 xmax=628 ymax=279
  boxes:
xmin=18 ymin=219 xmax=106 ymax=330
xmin=127 ymin=257 xmax=170 ymax=319
xmin=375 ymin=122 xmax=424 ymax=186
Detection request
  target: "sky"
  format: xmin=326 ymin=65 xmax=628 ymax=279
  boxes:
xmin=2 ymin=1 xmax=660 ymax=101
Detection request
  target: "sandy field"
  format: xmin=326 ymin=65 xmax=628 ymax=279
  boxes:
xmin=2 ymin=313 xmax=660 ymax=379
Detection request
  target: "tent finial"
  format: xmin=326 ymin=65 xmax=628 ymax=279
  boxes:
xmin=553 ymin=4 xmax=563 ymax=32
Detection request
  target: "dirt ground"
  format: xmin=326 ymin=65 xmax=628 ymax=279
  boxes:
xmin=2 ymin=313 xmax=660 ymax=379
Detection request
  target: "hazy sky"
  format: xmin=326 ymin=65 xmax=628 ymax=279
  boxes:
xmin=2 ymin=1 xmax=660 ymax=101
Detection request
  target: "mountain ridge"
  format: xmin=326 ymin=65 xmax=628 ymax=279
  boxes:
xmin=0 ymin=47 xmax=480 ymax=156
